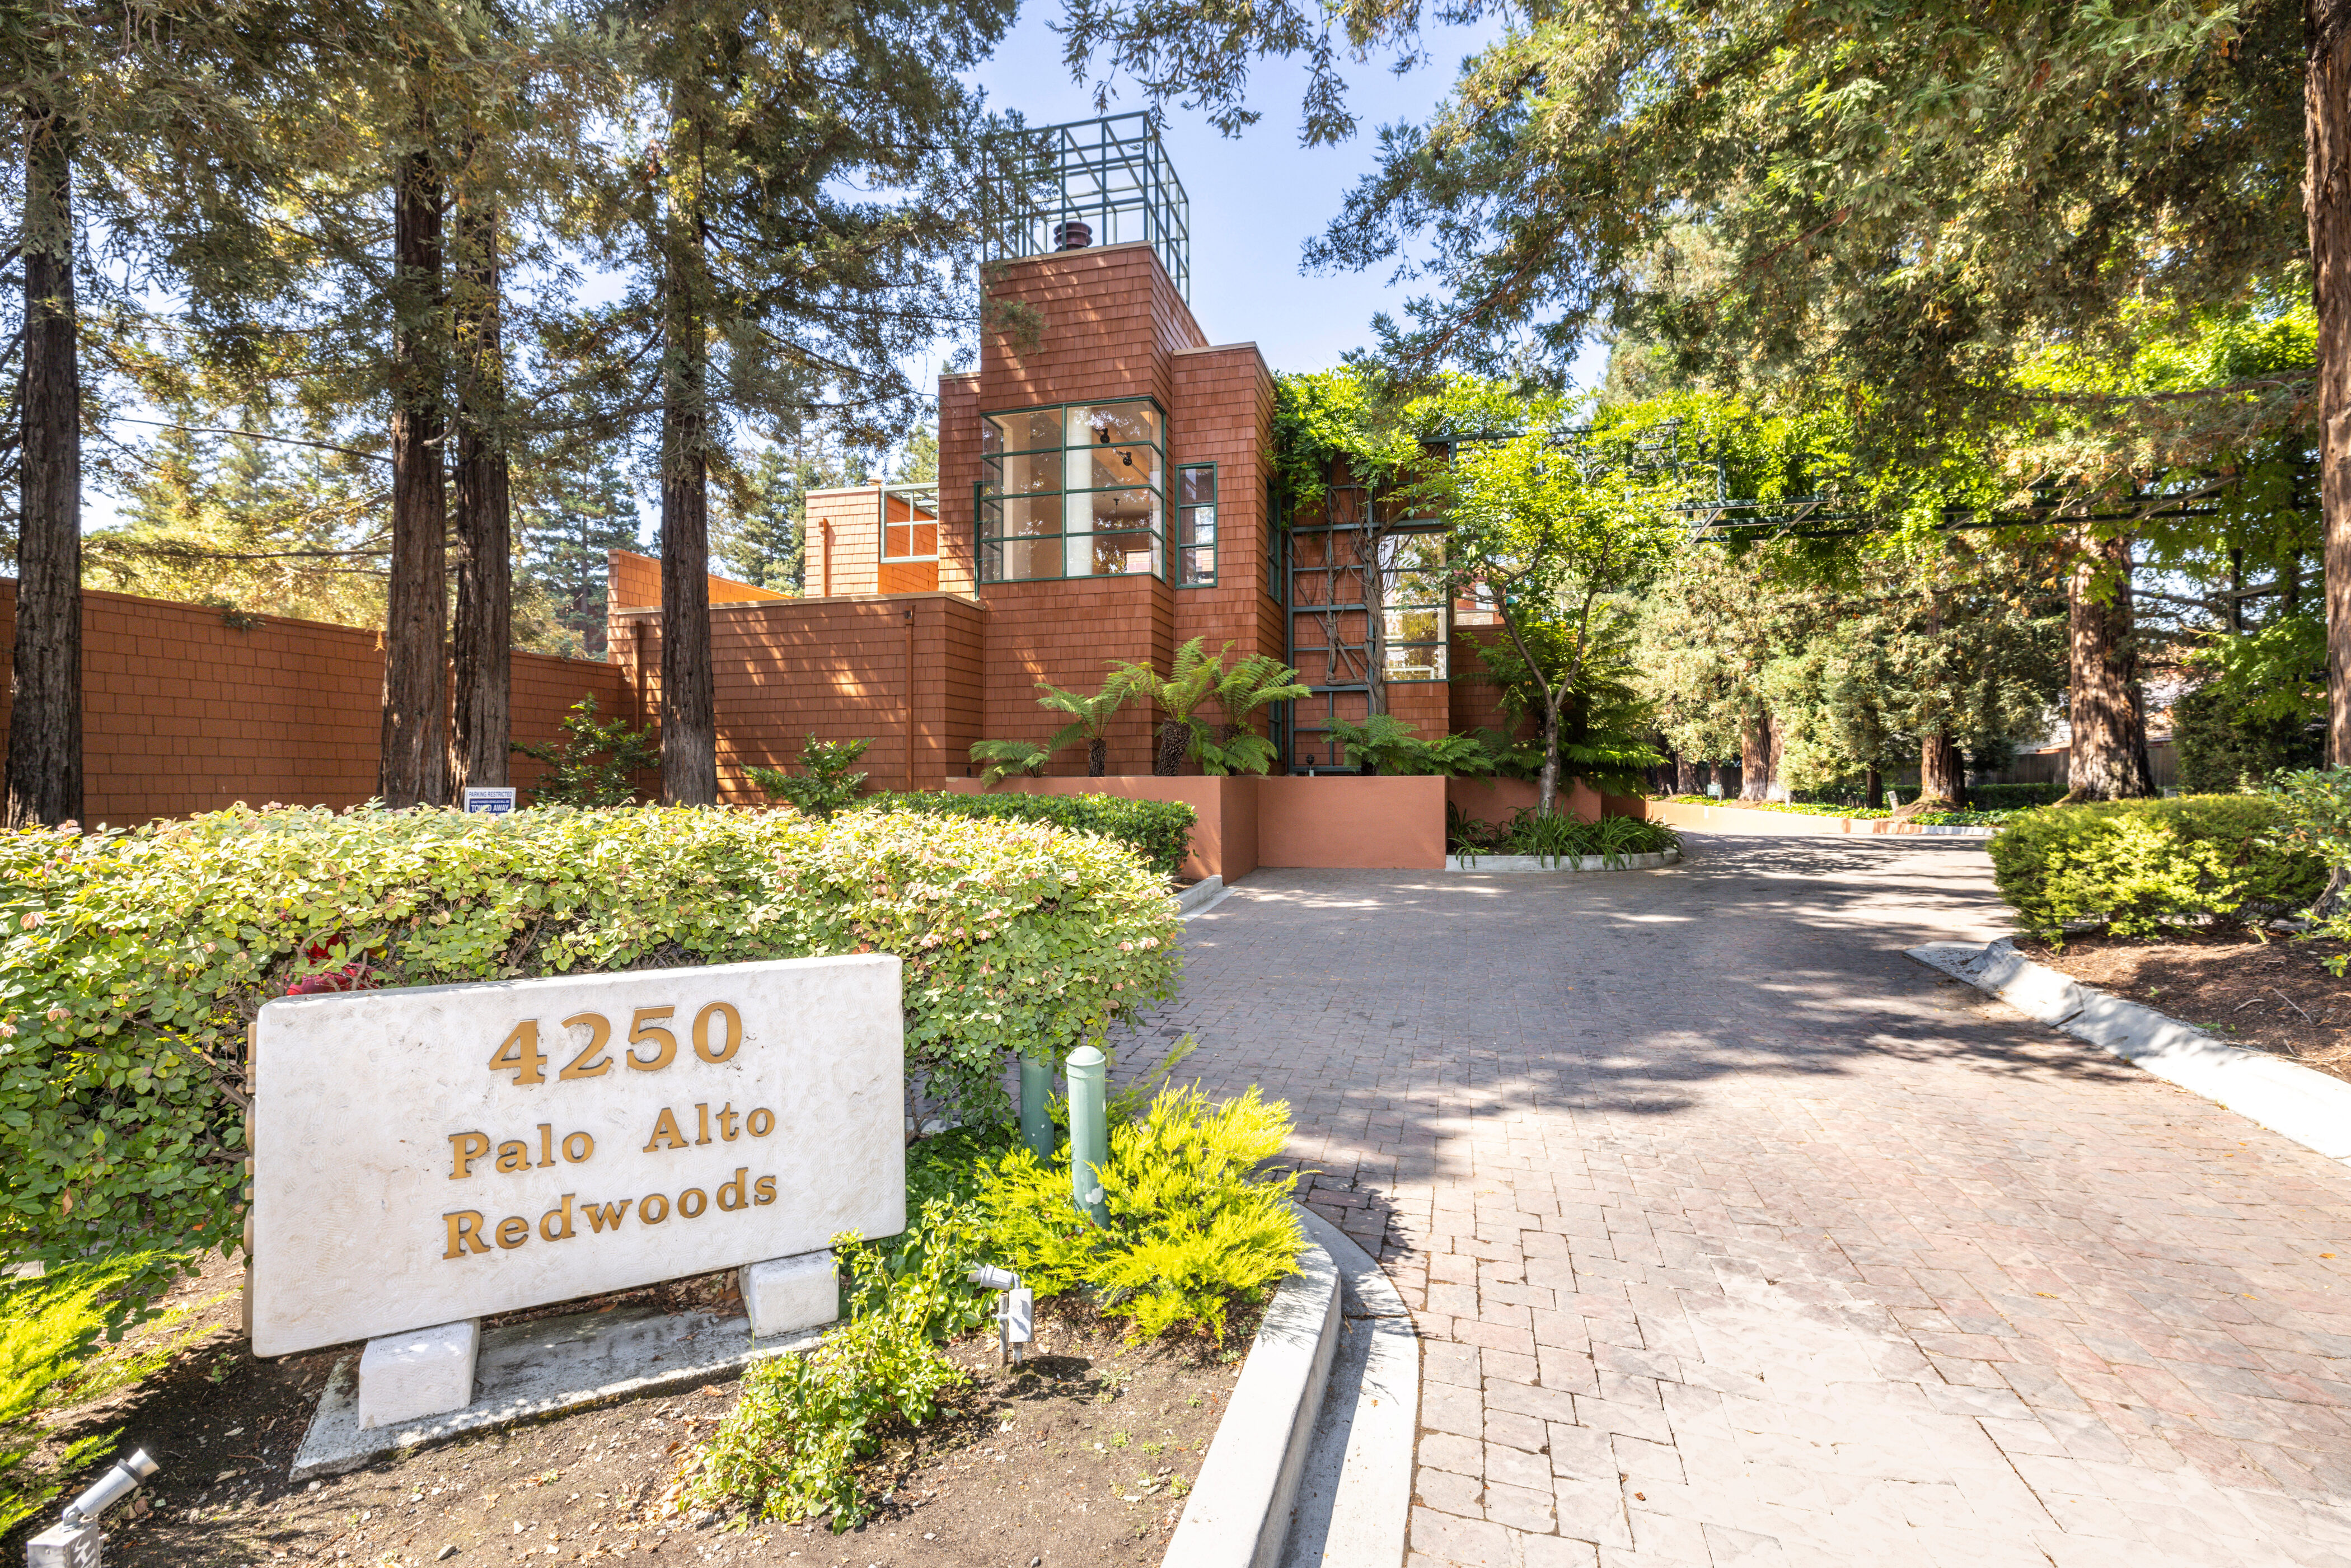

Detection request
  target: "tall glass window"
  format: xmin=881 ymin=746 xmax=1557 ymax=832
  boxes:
xmin=1380 ymin=532 xmax=1448 ymax=680
xmin=1176 ymin=464 xmax=1216 ymax=586
xmin=978 ymin=400 xmax=1165 ymax=582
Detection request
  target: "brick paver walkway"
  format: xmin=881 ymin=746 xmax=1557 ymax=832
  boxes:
xmin=1139 ymin=834 xmax=2351 ymax=1567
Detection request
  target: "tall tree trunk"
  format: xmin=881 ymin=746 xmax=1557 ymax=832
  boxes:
xmin=658 ymin=129 xmax=716 ymax=804
xmin=449 ymin=190 xmax=511 ymax=795
xmin=1087 ymin=736 xmax=1106 ymax=776
xmin=6 ymin=101 xmax=81 ymax=828
xmin=1865 ymin=761 xmax=1883 ymax=809
xmin=2066 ymin=532 xmax=2151 ymax=799
xmin=379 ymin=134 xmax=448 ymax=809
xmin=1738 ymin=705 xmax=1771 ymax=801
xmin=1675 ymin=751 xmax=1698 ymax=794
xmin=2311 ymin=0 xmax=2351 ymax=764
xmin=1921 ymin=731 xmax=1967 ymax=806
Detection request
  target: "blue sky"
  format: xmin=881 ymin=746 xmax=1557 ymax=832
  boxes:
xmin=947 ymin=2 xmax=1609 ymax=386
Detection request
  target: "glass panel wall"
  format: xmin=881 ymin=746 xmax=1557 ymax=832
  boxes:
xmin=1380 ymin=532 xmax=1448 ymax=680
xmin=979 ymin=399 xmax=1166 ymax=582
xmin=1176 ymin=464 xmax=1215 ymax=586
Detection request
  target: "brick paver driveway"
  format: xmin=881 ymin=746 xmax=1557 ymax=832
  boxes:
xmin=1139 ymin=832 xmax=2351 ymax=1567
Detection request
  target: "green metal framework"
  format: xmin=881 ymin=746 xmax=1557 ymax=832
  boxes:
xmin=981 ymin=114 xmax=1191 ymax=299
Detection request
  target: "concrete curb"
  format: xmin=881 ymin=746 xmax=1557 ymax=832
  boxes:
xmin=1445 ymin=849 xmax=1682 ymax=873
xmin=1164 ymin=1220 xmax=1343 ymax=1568
xmin=1280 ymin=1206 xmax=1418 ymax=1568
xmin=1179 ymin=875 xmax=1236 ymax=921
xmin=1910 ymin=937 xmax=2351 ymax=1168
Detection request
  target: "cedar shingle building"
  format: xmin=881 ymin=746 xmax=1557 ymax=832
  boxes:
xmin=608 ymin=116 xmax=1508 ymax=795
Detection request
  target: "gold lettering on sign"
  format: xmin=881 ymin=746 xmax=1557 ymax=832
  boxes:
xmin=626 ymin=1007 xmax=678 ymax=1072
xmin=717 ymin=1103 xmax=741 ymax=1141
xmin=640 ymin=1193 xmax=671 ymax=1224
xmin=489 ymin=1021 xmax=547 ymax=1085
xmin=495 ymin=1216 xmax=530 ymax=1249
xmin=718 ymin=1169 xmax=750 ymax=1211
xmin=444 ymin=1211 xmax=491 ymax=1257
xmin=754 ymin=1176 xmax=776 ymax=1205
xmin=678 ymin=1187 xmax=708 ymax=1219
xmin=448 ymin=1131 xmax=491 ymax=1179
xmin=558 ymin=1012 xmax=613 ymax=1079
xmin=643 ymin=1108 xmax=689 ymax=1152
xmin=747 ymin=1107 xmax=774 ymax=1137
xmin=695 ymin=1103 xmax=711 ymax=1145
xmin=562 ymin=1131 xmax=594 ymax=1163
xmin=537 ymin=1124 xmax=556 ymax=1168
xmin=583 ymin=1199 xmax=632 ymax=1233
xmin=495 ymin=1140 xmax=531 ymax=1174
xmin=692 ymin=1002 xmax=743 ymax=1063
xmin=540 ymin=1194 xmax=575 ymax=1241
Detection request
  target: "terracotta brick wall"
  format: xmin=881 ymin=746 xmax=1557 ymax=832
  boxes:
xmin=978 ymin=245 xmax=1202 ymax=414
xmin=938 ymin=375 xmax=981 ymax=597
xmin=0 ymin=578 xmax=624 ymax=825
xmin=611 ymin=591 xmax=986 ymax=798
xmin=977 ymin=575 xmax=1172 ymax=775
xmin=609 ymin=550 xmax=662 ymax=611
xmin=804 ymin=490 xmax=881 ymax=597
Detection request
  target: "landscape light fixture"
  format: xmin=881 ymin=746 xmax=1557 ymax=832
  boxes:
xmin=967 ymin=1266 xmax=1035 ymax=1365
xmin=27 ymin=1449 xmax=159 ymax=1568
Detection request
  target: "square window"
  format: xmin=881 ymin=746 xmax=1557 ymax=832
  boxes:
xmin=1069 ymin=402 xmax=1160 ymax=449
xmin=984 ymin=409 xmax=1063 ymax=454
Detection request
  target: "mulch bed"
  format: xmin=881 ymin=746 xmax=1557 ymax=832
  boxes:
xmin=12 ymin=1253 xmax=1245 ymax=1568
xmin=2016 ymin=930 xmax=2351 ymax=1083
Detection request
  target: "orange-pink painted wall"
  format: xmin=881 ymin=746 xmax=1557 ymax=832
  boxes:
xmin=943 ymin=773 xmax=1449 ymax=876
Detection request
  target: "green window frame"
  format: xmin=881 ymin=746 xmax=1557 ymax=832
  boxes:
xmin=1380 ymin=531 xmax=1448 ymax=681
xmin=977 ymin=399 xmax=1166 ymax=583
xmin=1176 ymin=464 xmax=1216 ymax=586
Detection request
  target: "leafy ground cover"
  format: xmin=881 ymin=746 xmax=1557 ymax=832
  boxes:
xmin=1448 ymin=808 xmax=1682 ymax=863
xmin=2017 ymin=931 xmax=2351 ymax=1084
xmin=2 ymin=1250 xmax=1238 ymax=1568
xmin=1657 ymin=796 xmax=2025 ymax=827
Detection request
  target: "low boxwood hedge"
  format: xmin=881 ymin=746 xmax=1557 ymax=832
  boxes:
xmin=1986 ymin=795 xmax=2326 ymax=942
xmin=0 ymin=803 xmax=1181 ymax=1326
xmin=870 ymin=791 xmax=1196 ymax=880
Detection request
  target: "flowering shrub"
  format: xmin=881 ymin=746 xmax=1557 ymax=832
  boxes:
xmin=0 ymin=804 xmax=1179 ymax=1327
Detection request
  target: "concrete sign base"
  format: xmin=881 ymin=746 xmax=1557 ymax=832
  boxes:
xmin=356 ymin=1320 xmax=480 ymax=1430
xmin=292 ymin=1304 xmax=824 ymax=1481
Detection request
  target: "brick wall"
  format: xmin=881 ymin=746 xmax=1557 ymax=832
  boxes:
xmin=978 ymin=575 xmax=1171 ymax=775
xmin=611 ymin=591 xmax=986 ymax=798
xmin=0 ymin=578 xmax=625 ymax=825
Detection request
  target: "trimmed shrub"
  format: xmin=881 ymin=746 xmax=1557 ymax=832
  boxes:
xmin=0 ymin=804 xmax=1179 ymax=1324
xmin=1968 ymin=783 xmax=2067 ymax=811
xmin=977 ymin=1083 xmax=1303 ymax=1343
xmin=872 ymin=790 xmax=1196 ymax=880
xmin=1987 ymin=796 xmax=2326 ymax=943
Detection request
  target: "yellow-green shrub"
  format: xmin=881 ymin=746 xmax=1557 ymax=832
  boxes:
xmin=0 ymin=804 xmax=1179 ymax=1326
xmin=978 ymin=1085 xmax=1303 ymax=1342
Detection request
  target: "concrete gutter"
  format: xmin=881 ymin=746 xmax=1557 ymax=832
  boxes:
xmin=1164 ymin=1218 xmax=1343 ymax=1568
xmin=1279 ymin=1206 xmax=1418 ymax=1568
xmin=1445 ymin=850 xmax=1681 ymax=873
xmin=1910 ymin=937 xmax=2351 ymax=1168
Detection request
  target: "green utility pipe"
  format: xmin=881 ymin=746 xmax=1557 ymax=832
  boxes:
xmin=1019 ymin=1054 xmax=1054 ymax=1159
xmin=1066 ymin=1045 xmax=1108 ymax=1225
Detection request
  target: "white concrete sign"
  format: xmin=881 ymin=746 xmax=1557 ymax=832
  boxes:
xmin=250 ymin=955 xmax=905 ymax=1356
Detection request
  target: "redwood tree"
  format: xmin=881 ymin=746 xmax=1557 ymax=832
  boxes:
xmin=7 ymin=80 xmax=81 ymax=827
xmin=378 ymin=127 xmax=448 ymax=809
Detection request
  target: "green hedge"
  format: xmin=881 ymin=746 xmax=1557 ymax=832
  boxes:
xmin=1968 ymin=783 xmax=2067 ymax=810
xmin=0 ymin=804 xmax=1181 ymax=1325
xmin=870 ymin=792 xmax=1196 ymax=879
xmin=1986 ymin=795 xmax=2326 ymax=942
